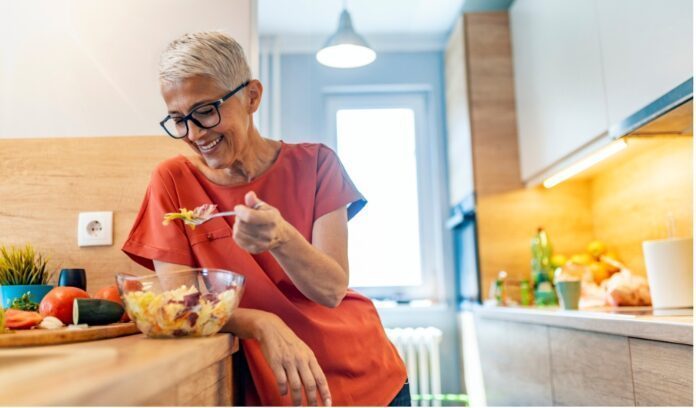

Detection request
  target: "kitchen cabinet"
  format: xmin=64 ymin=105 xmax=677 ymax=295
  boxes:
xmin=510 ymin=0 xmax=608 ymax=182
xmin=475 ymin=317 xmax=553 ymax=406
xmin=444 ymin=16 xmax=475 ymax=206
xmin=549 ymin=328 xmax=634 ymax=406
xmin=510 ymin=0 xmax=693 ymax=184
xmin=472 ymin=306 xmax=693 ymax=406
xmin=629 ymin=338 xmax=693 ymax=406
xmin=596 ymin=0 xmax=693 ymax=127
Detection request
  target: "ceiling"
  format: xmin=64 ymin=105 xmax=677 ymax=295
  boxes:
xmin=258 ymin=0 xmax=514 ymax=52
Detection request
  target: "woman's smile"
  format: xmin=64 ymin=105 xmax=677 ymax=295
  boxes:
xmin=197 ymin=134 xmax=224 ymax=153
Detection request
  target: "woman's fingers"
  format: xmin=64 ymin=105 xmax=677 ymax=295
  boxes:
xmin=284 ymin=364 xmax=304 ymax=405
xmin=271 ymin=362 xmax=289 ymax=396
xmin=298 ymin=362 xmax=319 ymax=406
xmin=310 ymin=358 xmax=332 ymax=406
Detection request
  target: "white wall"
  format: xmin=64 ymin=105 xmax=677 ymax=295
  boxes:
xmin=0 ymin=0 xmax=256 ymax=138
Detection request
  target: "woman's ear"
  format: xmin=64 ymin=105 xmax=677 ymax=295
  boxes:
xmin=246 ymin=80 xmax=263 ymax=114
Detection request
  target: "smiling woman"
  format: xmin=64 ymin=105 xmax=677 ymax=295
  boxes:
xmin=121 ymin=31 xmax=410 ymax=406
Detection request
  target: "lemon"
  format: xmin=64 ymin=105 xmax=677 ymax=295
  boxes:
xmin=570 ymin=253 xmax=593 ymax=266
xmin=550 ymin=254 xmax=567 ymax=268
xmin=589 ymin=262 xmax=610 ymax=284
xmin=587 ymin=240 xmax=607 ymax=259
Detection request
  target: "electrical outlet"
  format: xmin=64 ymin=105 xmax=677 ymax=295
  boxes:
xmin=77 ymin=211 xmax=113 ymax=247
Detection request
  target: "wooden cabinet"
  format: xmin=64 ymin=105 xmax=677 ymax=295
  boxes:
xmin=548 ymin=328 xmax=634 ymax=406
xmin=475 ymin=317 xmax=553 ymax=406
xmin=473 ymin=314 xmax=693 ymax=406
xmin=596 ymin=0 xmax=693 ymax=126
xmin=629 ymin=338 xmax=693 ymax=406
xmin=509 ymin=0 xmax=608 ymax=182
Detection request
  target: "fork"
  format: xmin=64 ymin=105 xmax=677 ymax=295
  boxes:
xmin=187 ymin=211 xmax=237 ymax=226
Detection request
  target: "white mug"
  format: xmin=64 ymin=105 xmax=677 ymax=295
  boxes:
xmin=642 ymin=237 xmax=693 ymax=309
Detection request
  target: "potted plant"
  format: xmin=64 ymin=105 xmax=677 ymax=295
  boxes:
xmin=0 ymin=244 xmax=55 ymax=309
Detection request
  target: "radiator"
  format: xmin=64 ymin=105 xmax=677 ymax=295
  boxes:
xmin=385 ymin=327 xmax=443 ymax=406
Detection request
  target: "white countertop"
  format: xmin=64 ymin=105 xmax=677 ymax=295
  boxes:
xmin=473 ymin=305 xmax=693 ymax=345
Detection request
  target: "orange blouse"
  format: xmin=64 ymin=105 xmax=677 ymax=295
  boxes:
xmin=122 ymin=142 xmax=407 ymax=405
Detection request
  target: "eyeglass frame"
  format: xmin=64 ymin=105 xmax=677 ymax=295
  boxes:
xmin=159 ymin=80 xmax=250 ymax=139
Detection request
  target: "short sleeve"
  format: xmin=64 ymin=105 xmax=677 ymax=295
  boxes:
xmin=121 ymin=167 xmax=195 ymax=270
xmin=314 ymin=145 xmax=367 ymax=221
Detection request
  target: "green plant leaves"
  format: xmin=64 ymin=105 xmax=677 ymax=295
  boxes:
xmin=0 ymin=244 xmax=54 ymax=285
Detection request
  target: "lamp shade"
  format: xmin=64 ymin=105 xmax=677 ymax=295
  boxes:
xmin=316 ymin=9 xmax=376 ymax=68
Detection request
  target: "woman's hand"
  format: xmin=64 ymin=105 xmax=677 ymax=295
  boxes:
xmin=233 ymin=191 xmax=290 ymax=253
xmin=256 ymin=312 xmax=332 ymax=406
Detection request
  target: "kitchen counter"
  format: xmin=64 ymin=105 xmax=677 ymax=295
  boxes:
xmin=0 ymin=333 xmax=238 ymax=405
xmin=474 ymin=305 xmax=693 ymax=344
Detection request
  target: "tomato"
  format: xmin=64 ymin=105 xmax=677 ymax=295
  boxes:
xmin=5 ymin=309 xmax=43 ymax=329
xmin=39 ymin=286 xmax=90 ymax=324
xmin=94 ymin=284 xmax=130 ymax=322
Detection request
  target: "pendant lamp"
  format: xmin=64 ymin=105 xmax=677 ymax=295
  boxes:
xmin=316 ymin=9 xmax=376 ymax=68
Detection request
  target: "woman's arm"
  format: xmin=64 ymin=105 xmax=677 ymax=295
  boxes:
xmin=233 ymin=191 xmax=349 ymax=308
xmin=153 ymin=260 xmax=332 ymax=406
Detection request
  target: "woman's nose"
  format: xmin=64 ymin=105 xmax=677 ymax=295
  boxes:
xmin=186 ymin=120 xmax=207 ymax=142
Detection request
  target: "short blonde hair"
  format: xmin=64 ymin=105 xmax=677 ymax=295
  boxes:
xmin=159 ymin=31 xmax=251 ymax=91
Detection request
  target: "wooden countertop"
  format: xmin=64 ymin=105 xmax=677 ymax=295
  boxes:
xmin=0 ymin=333 xmax=238 ymax=405
xmin=473 ymin=305 xmax=693 ymax=345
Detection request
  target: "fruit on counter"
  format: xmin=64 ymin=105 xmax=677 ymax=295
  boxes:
xmin=94 ymin=284 xmax=129 ymax=322
xmin=586 ymin=240 xmax=607 ymax=258
xmin=4 ymin=309 xmax=43 ymax=329
xmin=550 ymin=254 xmax=567 ymax=269
xmin=569 ymin=253 xmax=593 ymax=266
xmin=73 ymin=298 xmax=125 ymax=326
xmin=39 ymin=286 xmax=90 ymax=324
xmin=589 ymin=262 xmax=611 ymax=285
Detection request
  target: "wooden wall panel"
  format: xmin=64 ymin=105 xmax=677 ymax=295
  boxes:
xmin=591 ymin=137 xmax=693 ymax=276
xmin=477 ymin=180 xmax=594 ymax=299
xmin=0 ymin=136 xmax=190 ymax=292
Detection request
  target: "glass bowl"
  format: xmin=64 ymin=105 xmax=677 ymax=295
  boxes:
xmin=116 ymin=268 xmax=245 ymax=338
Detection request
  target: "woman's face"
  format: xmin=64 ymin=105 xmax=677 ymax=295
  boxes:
xmin=160 ymin=75 xmax=256 ymax=169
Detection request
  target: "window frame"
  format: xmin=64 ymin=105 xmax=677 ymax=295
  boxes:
xmin=323 ymin=86 xmax=449 ymax=302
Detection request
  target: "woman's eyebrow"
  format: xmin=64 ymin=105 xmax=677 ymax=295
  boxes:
xmin=168 ymin=98 xmax=217 ymax=115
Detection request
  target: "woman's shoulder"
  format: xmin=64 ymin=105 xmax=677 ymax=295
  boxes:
xmin=282 ymin=141 xmax=337 ymax=163
xmin=151 ymin=155 xmax=193 ymax=183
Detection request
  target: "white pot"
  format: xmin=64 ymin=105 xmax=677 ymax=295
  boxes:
xmin=642 ymin=237 xmax=693 ymax=309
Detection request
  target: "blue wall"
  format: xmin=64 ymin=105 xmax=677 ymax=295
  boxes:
xmin=278 ymin=51 xmax=447 ymax=147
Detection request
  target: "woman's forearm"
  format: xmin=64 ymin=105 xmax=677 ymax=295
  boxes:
xmin=270 ymin=224 xmax=348 ymax=308
xmin=222 ymin=307 xmax=276 ymax=339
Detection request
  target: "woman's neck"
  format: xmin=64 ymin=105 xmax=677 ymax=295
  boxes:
xmin=226 ymin=132 xmax=280 ymax=183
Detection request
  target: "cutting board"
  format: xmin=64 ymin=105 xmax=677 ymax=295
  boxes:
xmin=0 ymin=323 xmax=139 ymax=347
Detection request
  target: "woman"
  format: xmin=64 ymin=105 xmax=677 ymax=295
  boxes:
xmin=122 ymin=31 xmax=409 ymax=406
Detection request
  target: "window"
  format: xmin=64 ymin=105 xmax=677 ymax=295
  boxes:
xmin=325 ymin=90 xmax=446 ymax=301
xmin=336 ymin=108 xmax=423 ymax=287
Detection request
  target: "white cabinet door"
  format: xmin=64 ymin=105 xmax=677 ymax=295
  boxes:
xmin=444 ymin=16 xmax=475 ymax=206
xmin=510 ymin=0 xmax=609 ymax=182
xmin=596 ymin=0 xmax=693 ymax=128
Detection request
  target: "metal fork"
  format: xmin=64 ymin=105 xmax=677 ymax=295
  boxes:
xmin=187 ymin=211 xmax=237 ymax=227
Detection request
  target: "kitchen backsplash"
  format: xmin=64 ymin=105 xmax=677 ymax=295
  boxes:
xmin=0 ymin=136 xmax=189 ymax=292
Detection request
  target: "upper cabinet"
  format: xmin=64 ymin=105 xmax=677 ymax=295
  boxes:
xmin=444 ymin=16 xmax=475 ymax=206
xmin=0 ymin=0 xmax=256 ymax=139
xmin=510 ymin=0 xmax=693 ymax=184
xmin=510 ymin=0 xmax=608 ymax=182
xmin=596 ymin=0 xmax=693 ymax=126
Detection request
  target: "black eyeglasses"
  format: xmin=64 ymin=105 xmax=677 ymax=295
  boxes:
xmin=160 ymin=81 xmax=250 ymax=139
